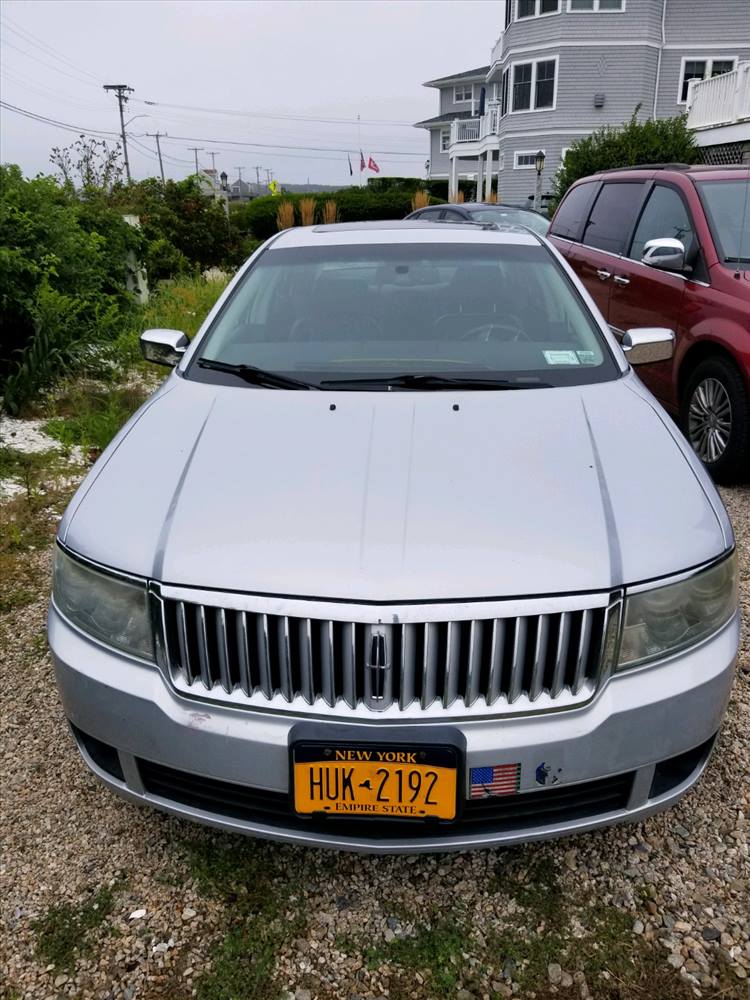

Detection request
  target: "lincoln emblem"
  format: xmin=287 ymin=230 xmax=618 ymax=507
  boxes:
xmin=368 ymin=632 xmax=389 ymax=701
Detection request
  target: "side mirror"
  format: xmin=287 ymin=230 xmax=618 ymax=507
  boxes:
xmin=621 ymin=327 xmax=675 ymax=365
xmin=140 ymin=328 xmax=189 ymax=367
xmin=641 ymin=237 xmax=685 ymax=273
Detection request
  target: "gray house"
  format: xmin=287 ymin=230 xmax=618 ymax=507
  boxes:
xmin=416 ymin=0 xmax=750 ymax=205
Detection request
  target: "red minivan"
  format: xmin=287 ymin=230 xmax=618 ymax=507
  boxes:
xmin=548 ymin=165 xmax=750 ymax=482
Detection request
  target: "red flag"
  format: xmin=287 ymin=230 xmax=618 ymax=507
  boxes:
xmin=359 ymin=150 xmax=366 ymax=172
xmin=368 ymin=156 xmax=380 ymax=173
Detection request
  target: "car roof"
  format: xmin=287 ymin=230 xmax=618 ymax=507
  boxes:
xmin=463 ymin=203 xmax=546 ymax=216
xmin=578 ymin=164 xmax=749 ymax=185
xmin=268 ymin=220 xmax=542 ymax=248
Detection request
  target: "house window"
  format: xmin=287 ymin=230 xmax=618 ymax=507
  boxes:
xmin=678 ymin=57 xmax=737 ymax=103
xmin=568 ymin=0 xmax=625 ymax=10
xmin=517 ymin=0 xmax=559 ymax=16
xmin=514 ymin=149 xmax=545 ymax=169
xmin=440 ymin=128 xmax=450 ymax=152
xmin=511 ymin=57 xmax=557 ymax=112
xmin=501 ymin=68 xmax=510 ymax=116
xmin=454 ymin=84 xmax=473 ymax=102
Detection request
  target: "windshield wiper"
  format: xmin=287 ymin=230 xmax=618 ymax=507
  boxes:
xmin=319 ymin=373 xmax=551 ymax=390
xmin=724 ymin=256 xmax=750 ymax=264
xmin=197 ymin=357 xmax=318 ymax=390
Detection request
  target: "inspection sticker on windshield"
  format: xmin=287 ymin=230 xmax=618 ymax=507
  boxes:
xmin=543 ymin=350 xmax=580 ymax=366
xmin=577 ymin=350 xmax=597 ymax=365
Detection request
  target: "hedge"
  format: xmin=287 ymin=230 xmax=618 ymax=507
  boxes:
xmin=231 ymin=188 xmax=445 ymax=241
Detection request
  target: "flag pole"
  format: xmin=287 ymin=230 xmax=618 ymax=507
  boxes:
xmin=357 ymin=112 xmax=362 ymax=188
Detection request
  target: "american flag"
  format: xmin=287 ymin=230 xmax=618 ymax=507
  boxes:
xmin=470 ymin=763 xmax=521 ymax=799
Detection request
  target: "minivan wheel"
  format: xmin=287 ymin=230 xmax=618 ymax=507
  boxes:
xmin=681 ymin=356 xmax=750 ymax=484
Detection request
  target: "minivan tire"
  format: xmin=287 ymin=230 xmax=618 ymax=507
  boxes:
xmin=681 ymin=356 xmax=750 ymax=484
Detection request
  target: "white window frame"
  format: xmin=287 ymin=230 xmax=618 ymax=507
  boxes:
xmin=440 ymin=127 xmax=451 ymax=152
xmin=510 ymin=55 xmax=559 ymax=114
xmin=516 ymin=0 xmax=561 ymax=17
xmin=677 ymin=55 xmax=737 ymax=105
xmin=560 ymin=146 xmax=571 ymax=163
xmin=566 ymin=0 xmax=626 ymax=11
xmin=498 ymin=151 xmax=506 ymax=171
xmin=514 ymin=148 xmax=546 ymax=169
xmin=453 ymin=83 xmax=473 ymax=103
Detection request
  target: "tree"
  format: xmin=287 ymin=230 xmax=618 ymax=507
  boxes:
xmin=551 ymin=108 xmax=699 ymax=209
xmin=50 ymin=135 xmax=124 ymax=194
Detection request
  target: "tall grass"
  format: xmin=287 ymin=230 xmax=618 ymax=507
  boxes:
xmin=321 ymin=200 xmax=338 ymax=224
xmin=298 ymin=197 xmax=316 ymax=226
xmin=449 ymin=190 xmax=466 ymax=204
xmin=411 ymin=189 xmax=430 ymax=212
xmin=276 ymin=201 xmax=295 ymax=231
xmin=486 ymin=190 xmax=498 ymax=204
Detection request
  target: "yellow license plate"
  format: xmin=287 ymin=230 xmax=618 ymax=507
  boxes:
xmin=293 ymin=743 xmax=458 ymax=820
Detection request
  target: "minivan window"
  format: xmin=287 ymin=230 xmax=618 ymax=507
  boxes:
xmin=629 ymin=185 xmax=695 ymax=262
xmin=548 ymin=181 xmax=598 ymax=240
xmin=696 ymin=179 xmax=750 ymax=264
xmin=582 ymin=182 xmax=644 ymax=255
xmin=192 ymin=243 xmax=619 ymax=388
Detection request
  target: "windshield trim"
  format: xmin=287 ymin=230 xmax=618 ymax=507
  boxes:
xmin=184 ymin=239 xmax=624 ymax=390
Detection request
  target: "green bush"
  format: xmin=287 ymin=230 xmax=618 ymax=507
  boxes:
xmin=552 ymin=109 xmax=699 ymax=208
xmin=0 ymin=165 xmax=141 ymax=413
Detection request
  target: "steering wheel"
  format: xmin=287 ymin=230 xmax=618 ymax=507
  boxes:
xmin=458 ymin=316 xmax=528 ymax=342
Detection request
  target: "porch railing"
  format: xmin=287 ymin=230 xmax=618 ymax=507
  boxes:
xmin=687 ymin=63 xmax=750 ymax=130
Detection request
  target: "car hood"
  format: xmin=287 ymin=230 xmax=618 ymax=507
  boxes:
xmin=61 ymin=374 xmax=729 ymax=601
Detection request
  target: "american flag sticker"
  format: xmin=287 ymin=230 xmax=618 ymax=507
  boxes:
xmin=470 ymin=763 xmax=521 ymax=798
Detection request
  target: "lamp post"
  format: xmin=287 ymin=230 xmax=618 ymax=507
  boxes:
xmin=219 ymin=170 xmax=230 ymax=227
xmin=534 ymin=149 xmax=545 ymax=213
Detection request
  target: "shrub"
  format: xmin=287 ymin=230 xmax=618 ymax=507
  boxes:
xmin=321 ymin=200 xmax=338 ymax=224
xmin=276 ymin=200 xmax=295 ymax=231
xmin=298 ymin=197 xmax=316 ymax=226
xmin=552 ymin=108 xmax=699 ymax=208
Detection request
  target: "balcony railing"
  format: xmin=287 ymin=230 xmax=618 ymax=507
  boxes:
xmin=687 ymin=63 xmax=750 ymax=130
xmin=449 ymin=107 xmax=503 ymax=147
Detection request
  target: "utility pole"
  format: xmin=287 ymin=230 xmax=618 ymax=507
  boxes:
xmin=147 ymin=131 xmax=166 ymax=183
xmin=207 ymin=151 xmax=219 ymax=172
xmin=103 ymin=83 xmax=134 ymax=183
xmin=265 ymin=168 xmax=273 ymax=185
xmin=235 ymin=166 xmax=243 ymax=182
xmin=188 ymin=146 xmax=204 ymax=175
xmin=254 ymin=165 xmax=262 ymax=190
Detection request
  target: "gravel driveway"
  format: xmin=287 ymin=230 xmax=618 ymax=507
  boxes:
xmin=1 ymin=467 xmax=747 ymax=999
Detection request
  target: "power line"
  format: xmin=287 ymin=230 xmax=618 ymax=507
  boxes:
xmin=156 ymin=131 xmax=422 ymax=157
xmin=0 ymin=36 xmax=102 ymax=89
xmin=0 ymin=13 xmax=103 ymax=83
xmin=0 ymin=99 xmax=122 ymax=137
xmin=132 ymin=96 xmax=418 ymax=128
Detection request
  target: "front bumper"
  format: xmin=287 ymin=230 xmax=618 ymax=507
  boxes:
xmin=49 ymin=604 xmax=739 ymax=853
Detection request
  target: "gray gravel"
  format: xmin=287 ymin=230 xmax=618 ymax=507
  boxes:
xmin=1 ymin=484 xmax=748 ymax=999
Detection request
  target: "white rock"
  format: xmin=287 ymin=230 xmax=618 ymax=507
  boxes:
xmin=129 ymin=908 xmax=146 ymax=920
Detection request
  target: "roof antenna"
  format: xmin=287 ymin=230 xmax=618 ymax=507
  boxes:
xmin=734 ymin=169 xmax=750 ymax=279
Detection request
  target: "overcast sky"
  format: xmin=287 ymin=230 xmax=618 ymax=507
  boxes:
xmin=0 ymin=0 xmax=502 ymax=186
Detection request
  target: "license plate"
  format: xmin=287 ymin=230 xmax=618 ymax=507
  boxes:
xmin=292 ymin=743 xmax=459 ymax=820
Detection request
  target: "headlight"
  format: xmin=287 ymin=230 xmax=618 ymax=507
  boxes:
xmin=53 ymin=547 xmax=154 ymax=661
xmin=618 ymin=552 xmax=737 ymax=671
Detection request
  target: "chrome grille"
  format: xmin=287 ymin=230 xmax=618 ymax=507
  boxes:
xmin=159 ymin=597 xmax=614 ymax=715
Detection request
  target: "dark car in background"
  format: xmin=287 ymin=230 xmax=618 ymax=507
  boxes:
xmin=407 ymin=202 xmax=550 ymax=237
xmin=548 ymin=165 xmax=750 ymax=482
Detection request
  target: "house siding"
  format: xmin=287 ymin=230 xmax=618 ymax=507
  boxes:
xmin=418 ymin=0 xmax=750 ymax=198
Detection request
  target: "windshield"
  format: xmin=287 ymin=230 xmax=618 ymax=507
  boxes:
xmin=696 ymin=179 xmax=750 ymax=264
xmin=191 ymin=243 xmax=618 ymax=389
xmin=470 ymin=208 xmax=550 ymax=236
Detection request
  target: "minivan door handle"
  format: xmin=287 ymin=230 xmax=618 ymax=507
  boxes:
xmin=613 ymin=275 xmax=630 ymax=286
xmin=596 ymin=269 xmax=612 ymax=281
